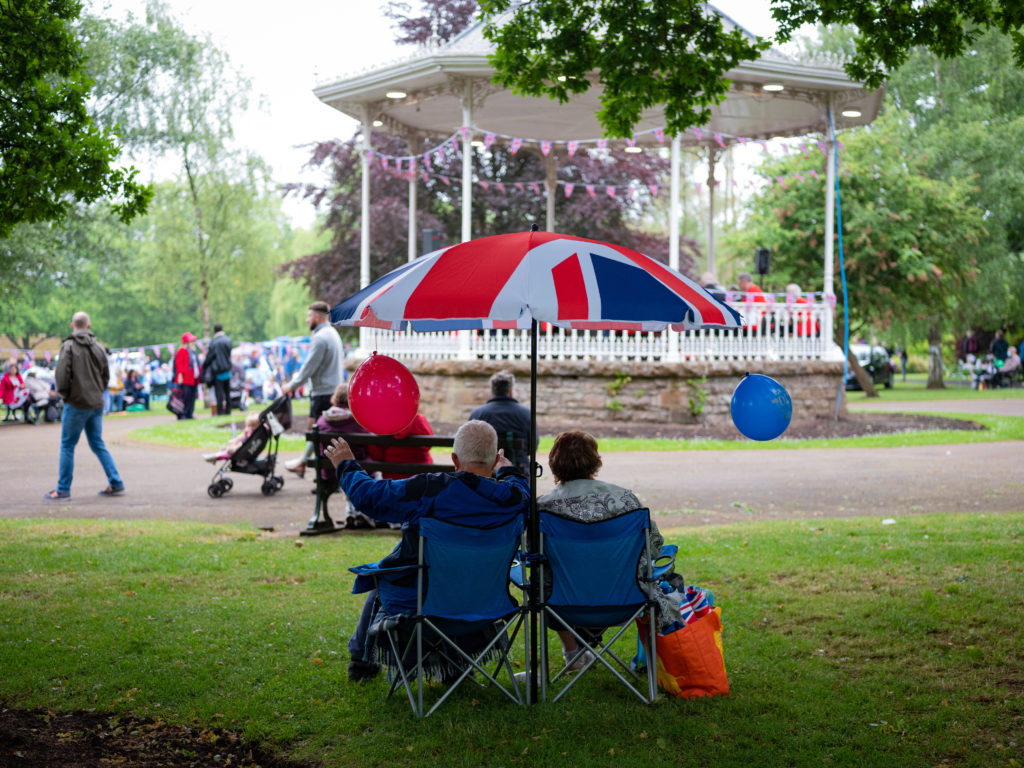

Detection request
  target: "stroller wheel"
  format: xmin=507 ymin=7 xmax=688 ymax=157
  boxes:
xmin=219 ymin=478 xmax=233 ymax=492
xmin=260 ymin=481 xmax=276 ymax=496
xmin=207 ymin=483 xmax=224 ymax=499
xmin=272 ymin=475 xmax=284 ymax=490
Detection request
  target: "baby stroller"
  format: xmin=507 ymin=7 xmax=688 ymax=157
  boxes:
xmin=207 ymin=395 xmax=289 ymax=498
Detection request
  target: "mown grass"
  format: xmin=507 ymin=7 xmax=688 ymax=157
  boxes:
xmin=1 ymin=514 xmax=1021 ymax=768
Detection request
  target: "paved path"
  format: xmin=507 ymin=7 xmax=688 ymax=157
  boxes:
xmin=3 ymin=400 xmax=1022 ymax=533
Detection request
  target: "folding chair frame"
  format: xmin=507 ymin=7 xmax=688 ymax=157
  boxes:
xmin=536 ymin=511 xmax=659 ymax=704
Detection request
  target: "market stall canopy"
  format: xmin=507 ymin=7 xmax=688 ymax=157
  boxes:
xmin=313 ymin=7 xmax=884 ymax=146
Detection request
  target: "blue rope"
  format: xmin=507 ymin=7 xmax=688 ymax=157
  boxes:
xmin=829 ymin=106 xmax=850 ymax=419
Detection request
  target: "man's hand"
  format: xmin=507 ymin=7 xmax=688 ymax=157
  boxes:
xmin=324 ymin=437 xmax=355 ymax=468
xmin=493 ymin=448 xmax=513 ymax=470
xmin=281 ymin=382 xmax=292 ymax=396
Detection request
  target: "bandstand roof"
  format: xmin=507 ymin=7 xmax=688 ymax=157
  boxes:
xmin=313 ymin=7 xmax=884 ymax=147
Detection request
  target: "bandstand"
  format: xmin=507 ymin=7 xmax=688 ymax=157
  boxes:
xmin=312 ymin=7 xmax=883 ymax=425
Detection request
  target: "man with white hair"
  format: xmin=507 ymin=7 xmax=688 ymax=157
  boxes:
xmin=324 ymin=420 xmax=529 ymax=682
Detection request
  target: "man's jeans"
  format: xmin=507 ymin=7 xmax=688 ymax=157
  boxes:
xmin=58 ymin=403 xmax=123 ymax=494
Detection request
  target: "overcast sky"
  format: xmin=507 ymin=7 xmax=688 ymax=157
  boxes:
xmin=90 ymin=0 xmax=782 ymax=226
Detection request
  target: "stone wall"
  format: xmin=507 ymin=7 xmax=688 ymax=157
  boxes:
xmin=347 ymin=357 xmax=847 ymax=427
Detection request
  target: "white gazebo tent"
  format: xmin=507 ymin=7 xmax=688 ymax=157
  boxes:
xmin=313 ymin=8 xmax=883 ymax=358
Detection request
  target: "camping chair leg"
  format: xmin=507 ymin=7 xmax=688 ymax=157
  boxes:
xmin=386 ymin=628 xmax=420 ymax=714
xmin=547 ymin=608 xmax=653 ymax=704
xmin=647 ymin=606 xmax=658 ymax=703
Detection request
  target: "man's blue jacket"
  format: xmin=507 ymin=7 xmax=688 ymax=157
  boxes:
xmin=339 ymin=460 xmax=530 ymax=602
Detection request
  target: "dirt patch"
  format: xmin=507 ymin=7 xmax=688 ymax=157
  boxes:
xmin=434 ymin=412 xmax=984 ymax=441
xmin=0 ymin=706 xmax=315 ymax=768
xmin=287 ymin=412 xmax=982 ymax=442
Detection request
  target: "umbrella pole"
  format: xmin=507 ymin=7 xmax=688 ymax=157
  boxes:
xmin=528 ymin=318 xmax=539 ymax=705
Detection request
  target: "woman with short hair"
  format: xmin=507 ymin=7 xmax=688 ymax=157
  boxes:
xmin=538 ymin=430 xmax=678 ymax=669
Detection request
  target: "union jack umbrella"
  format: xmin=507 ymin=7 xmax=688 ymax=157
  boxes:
xmin=331 ymin=230 xmax=741 ymax=332
xmin=329 ymin=229 xmax=742 ymax=703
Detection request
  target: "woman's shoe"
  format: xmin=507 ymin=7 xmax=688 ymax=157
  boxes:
xmin=284 ymin=458 xmax=305 ymax=478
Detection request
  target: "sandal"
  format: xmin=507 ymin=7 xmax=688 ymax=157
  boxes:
xmin=98 ymin=486 xmax=125 ymax=496
xmin=43 ymin=490 xmax=70 ymax=500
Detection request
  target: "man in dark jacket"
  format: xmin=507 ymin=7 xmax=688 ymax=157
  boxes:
xmin=470 ymin=370 xmax=536 ymax=473
xmin=324 ymin=420 xmax=528 ymax=682
xmin=44 ymin=312 xmax=125 ymax=500
xmin=201 ymin=323 xmax=233 ymax=416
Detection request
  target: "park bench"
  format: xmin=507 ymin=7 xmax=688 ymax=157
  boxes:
xmin=300 ymin=425 xmax=526 ymax=536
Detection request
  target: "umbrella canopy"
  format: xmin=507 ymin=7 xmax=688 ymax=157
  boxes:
xmin=331 ymin=230 xmax=742 ymax=332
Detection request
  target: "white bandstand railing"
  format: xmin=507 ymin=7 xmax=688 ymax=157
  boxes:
xmin=358 ymin=300 xmax=841 ymax=362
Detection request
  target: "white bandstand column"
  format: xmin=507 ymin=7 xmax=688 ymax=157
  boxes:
xmin=458 ymin=81 xmax=473 ymax=360
xmin=823 ymin=98 xmax=837 ymax=352
xmin=408 ymin=155 xmax=417 ymax=262
xmin=461 ymin=81 xmax=473 ymax=243
xmin=669 ymin=134 xmax=681 ymax=271
xmin=358 ymin=105 xmax=372 ymax=354
xmin=667 ymin=134 xmax=682 ymax=362
xmin=706 ymin=145 xmax=718 ymax=275
xmin=545 ymin=153 xmax=556 ymax=231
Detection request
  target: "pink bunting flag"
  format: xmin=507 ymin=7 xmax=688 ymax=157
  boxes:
xmin=365 ymin=149 xmax=375 ymax=163
xmin=567 ymin=140 xmax=579 ymax=157
xmin=423 ymin=153 xmax=432 ymax=170
xmin=564 ymin=183 xmax=575 ymax=198
xmin=759 ymin=140 xmax=769 ymax=152
xmin=648 ymin=184 xmax=659 ymax=196
xmin=167 ymin=344 xmax=175 ymax=353
xmin=693 ymin=127 xmax=702 ymax=141
xmin=540 ymin=141 xmax=552 ymax=156
xmin=152 ymin=346 xmax=161 ymax=357
xmin=496 ymin=182 xmax=506 ymax=194
xmin=530 ymin=182 xmax=541 ymax=195
xmin=626 ymin=137 xmax=636 ymax=148
xmin=511 ymin=137 xmax=523 ymax=155
xmin=654 ymin=128 xmax=665 ymax=144
xmin=799 ymin=142 xmax=809 ymax=156
xmin=440 ymin=175 xmax=450 ymax=186
xmin=827 ymin=293 xmax=837 ymax=310
xmin=597 ymin=139 xmax=608 ymax=150
xmin=695 ymin=182 xmax=702 ymax=194
xmin=810 ymin=169 xmax=819 ymax=180
xmin=817 ymin=140 xmax=828 ymax=155
xmin=586 ymin=184 xmax=596 ymax=197
xmin=776 ymin=176 xmax=789 ymax=189
xmin=781 ymin=143 xmax=790 ymax=154
xmin=514 ymin=182 xmax=524 ymax=192
xmin=606 ymin=185 xmax=616 ymax=198
xmin=738 ymin=136 xmax=748 ymax=145
xmin=459 ymin=125 xmax=470 ymax=142
xmin=794 ymin=173 xmax=804 ymax=181
xmin=479 ymin=181 xmax=489 ymax=191
xmin=714 ymin=132 xmax=725 ymax=147
xmin=44 ymin=351 xmax=52 ymax=364
xmin=381 ymin=156 xmax=389 ymax=169
xmin=484 ymin=132 xmax=496 ymax=150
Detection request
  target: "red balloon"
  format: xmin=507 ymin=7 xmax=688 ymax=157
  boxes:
xmin=347 ymin=353 xmax=420 ymax=435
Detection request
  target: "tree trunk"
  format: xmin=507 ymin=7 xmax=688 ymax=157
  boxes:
xmin=847 ymin=347 xmax=878 ymax=397
xmin=927 ymin=320 xmax=946 ymax=389
xmin=184 ymin=153 xmax=211 ymax=340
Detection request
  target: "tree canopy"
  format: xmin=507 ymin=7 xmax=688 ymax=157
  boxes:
xmin=0 ymin=0 xmax=151 ymax=237
xmin=479 ymin=0 xmax=1024 ymax=139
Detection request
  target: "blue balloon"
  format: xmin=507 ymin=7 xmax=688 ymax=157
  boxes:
xmin=730 ymin=373 xmax=793 ymax=441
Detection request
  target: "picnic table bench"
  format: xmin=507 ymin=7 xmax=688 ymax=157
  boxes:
xmin=300 ymin=426 xmax=526 ymax=536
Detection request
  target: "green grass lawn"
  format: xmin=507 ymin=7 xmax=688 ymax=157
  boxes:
xmin=847 ymin=376 xmax=1024 ymax=403
xmin=1 ymin=514 xmax=1021 ymax=767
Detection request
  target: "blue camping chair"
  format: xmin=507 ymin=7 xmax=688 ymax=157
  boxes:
xmin=349 ymin=515 xmax=527 ymax=718
xmin=537 ymin=508 xmax=660 ymax=703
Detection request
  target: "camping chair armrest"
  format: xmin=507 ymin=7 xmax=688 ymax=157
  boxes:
xmin=651 ymin=544 xmax=678 ymax=581
xmin=349 ymin=562 xmax=419 ymax=595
